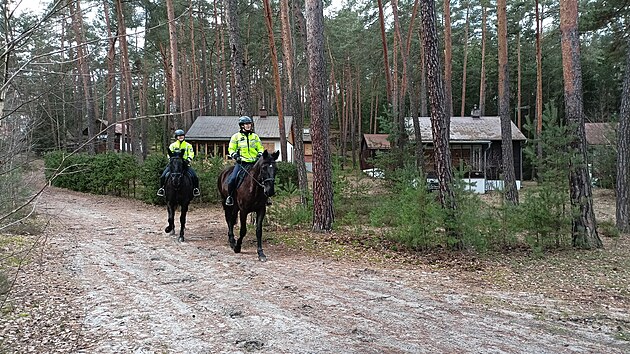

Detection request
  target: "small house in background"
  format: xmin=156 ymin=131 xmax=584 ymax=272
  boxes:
xmin=84 ymin=119 xmax=131 ymax=153
xmin=585 ymin=122 xmax=616 ymax=146
xmin=361 ymin=116 xmax=527 ymax=194
xmin=185 ymin=111 xmax=313 ymax=168
xmin=584 ymin=122 xmax=616 ymax=187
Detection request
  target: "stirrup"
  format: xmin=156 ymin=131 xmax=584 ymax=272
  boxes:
xmin=225 ymin=196 xmax=234 ymax=206
xmin=193 ymin=188 xmax=201 ymax=197
xmin=157 ymin=188 xmax=165 ymax=197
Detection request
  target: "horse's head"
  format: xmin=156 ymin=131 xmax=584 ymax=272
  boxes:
xmin=256 ymin=150 xmax=280 ymax=198
xmin=167 ymin=150 xmax=185 ymax=188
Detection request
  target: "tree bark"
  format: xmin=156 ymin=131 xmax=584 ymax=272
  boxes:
xmin=224 ymin=0 xmax=250 ymax=116
xmin=279 ymin=0 xmax=309 ymax=204
xmin=535 ymin=0 xmax=544 ymax=172
xmin=115 ymin=0 xmax=140 ymax=159
xmin=420 ymin=0 xmax=456 ymax=211
xmin=478 ymin=5 xmax=487 ymax=116
xmin=102 ymin=0 xmax=117 ymax=152
xmin=376 ymin=0 xmax=392 ymax=104
xmin=497 ymin=0 xmax=519 ymax=204
xmin=460 ymin=4 xmax=470 ymax=117
xmin=69 ymin=0 xmax=96 ymax=154
xmin=262 ymin=0 xmax=288 ymax=161
xmin=615 ymin=37 xmax=630 ymax=232
xmin=443 ymin=0 xmax=453 ymax=120
xmin=306 ymin=0 xmax=334 ymax=232
xmin=559 ymin=0 xmax=602 ymax=248
xmin=166 ymin=0 xmax=182 ymax=128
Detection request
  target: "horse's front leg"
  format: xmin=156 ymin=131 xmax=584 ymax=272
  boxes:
xmin=234 ymin=212 xmax=248 ymax=253
xmin=225 ymin=207 xmax=237 ymax=250
xmin=165 ymin=203 xmax=175 ymax=235
xmin=255 ymin=209 xmax=267 ymax=262
xmin=178 ymin=202 xmax=189 ymax=242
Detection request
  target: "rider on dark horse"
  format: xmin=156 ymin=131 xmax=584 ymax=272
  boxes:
xmin=157 ymin=129 xmax=201 ymax=197
xmin=225 ymin=116 xmax=271 ymax=206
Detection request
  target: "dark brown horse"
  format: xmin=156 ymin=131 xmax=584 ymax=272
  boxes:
xmin=164 ymin=150 xmax=193 ymax=242
xmin=217 ymin=150 xmax=279 ymax=261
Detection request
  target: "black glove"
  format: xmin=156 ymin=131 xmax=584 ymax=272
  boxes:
xmin=257 ymin=152 xmax=263 ymax=158
xmin=235 ymin=155 xmax=242 ymax=163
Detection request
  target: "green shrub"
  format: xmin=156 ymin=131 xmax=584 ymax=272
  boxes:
xmin=275 ymin=161 xmax=298 ymax=187
xmin=44 ymin=151 xmax=139 ymax=196
xmin=138 ymin=153 xmax=168 ymax=204
xmin=194 ymin=155 xmax=226 ymax=203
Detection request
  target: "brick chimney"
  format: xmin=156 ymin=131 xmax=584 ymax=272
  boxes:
xmin=259 ymin=107 xmax=268 ymax=119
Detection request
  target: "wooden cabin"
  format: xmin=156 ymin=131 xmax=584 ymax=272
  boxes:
xmin=361 ymin=115 xmax=527 ymax=193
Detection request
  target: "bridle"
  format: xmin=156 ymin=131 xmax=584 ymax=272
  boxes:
xmin=168 ymin=156 xmax=185 ymax=187
xmin=242 ymin=159 xmax=275 ymax=195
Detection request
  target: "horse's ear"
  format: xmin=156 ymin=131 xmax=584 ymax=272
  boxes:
xmin=271 ymin=150 xmax=280 ymax=160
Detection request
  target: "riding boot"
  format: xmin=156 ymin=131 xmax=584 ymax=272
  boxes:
xmin=225 ymin=185 xmax=235 ymax=206
xmin=191 ymin=174 xmax=200 ymax=197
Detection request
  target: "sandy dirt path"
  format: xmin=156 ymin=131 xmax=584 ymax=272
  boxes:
xmin=2 ymin=184 xmax=628 ymax=353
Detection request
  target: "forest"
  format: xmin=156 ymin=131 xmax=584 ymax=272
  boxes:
xmin=1 ymin=0 xmax=629 ymax=248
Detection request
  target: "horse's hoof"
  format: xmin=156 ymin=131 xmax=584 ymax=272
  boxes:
xmin=258 ymin=254 xmax=267 ymax=262
xmin=233 ymin=245 xmax=241 ymax=253
xmin=178 ymin=236 xmax=184 ymax=242
xmin=165 ymin=226 xmax=173 ymax=233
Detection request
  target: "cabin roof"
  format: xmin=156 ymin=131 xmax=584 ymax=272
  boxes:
xmin=186 ymin=116 xmax=293 ymax=141
xmin=363 ymin=116 xmax=527 ymax=149
xmin=584 ymin=122 xmax=616 ymax=145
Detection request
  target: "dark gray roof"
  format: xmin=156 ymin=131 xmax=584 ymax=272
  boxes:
xmin=186 ymin=116 xmax=293 ymax=141
xmin=585 ymin=122 xmax=615 ymax=145
xmin=406 ymin=116 xmax=527 ymax=141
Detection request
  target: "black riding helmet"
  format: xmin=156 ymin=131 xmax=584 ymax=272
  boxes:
xmin=238 ymin=116 xmax=253 ymax=132
xmin=174 ymin=129 xmax=185 ymax=137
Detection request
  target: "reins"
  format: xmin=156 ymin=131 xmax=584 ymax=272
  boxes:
xmin=240 ymin=161 xmax=274 ymax=195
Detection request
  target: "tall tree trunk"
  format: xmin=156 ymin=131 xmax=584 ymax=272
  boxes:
xmin=306 ymin=0 xmax=334 ymax=232
xmin=460 ymin=4 xmax=470 ymax=117
xmin=616 ymin=36 xmax=630 ymax=232
xmin=166 ymin=0 xmax=182 ymax=128
xmin=225 ymin=0 xmax=250 ymax=116
xmin=517 ymin=30 xmax=522 ymax=130
xmin=559 ymin=0 xmax=602 ymax=248
xmin=535 ymin=0 xmax=544 ymax=170
xmin=443 ymin=0 xmax=453 ymax=120
xmin=478 ymin=4 xmax=487 ymax=116
xmin=262 ymin=0 xmax=288 ymax=161
xmin=420 ymin=0 xmax=457 ymax=215
xmin=280 ymin=0 xmax=308 ymax=204
xmin=188 ymin=0 xmax=200 ymax=122
xmin=69 ymin=0 xmax=96 ymax=154
xmin=419 ymin=34 xmax=427 ymax=116
xmin=102 ymin=0 xmax=117 ymax=152
xmin=497 ymin=0 xmax=518 ymax=204
xmin=116 ymin=0 xmax=140 ymax=158
xmin=376 ymin=0 xmax=392 ymax=104
xmin=391 ymin=0 xmax=410 ymax=151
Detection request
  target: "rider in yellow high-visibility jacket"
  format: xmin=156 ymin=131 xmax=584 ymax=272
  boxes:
xmin=157 ymin=129 xmax=201 ymax=197
xmin=225 ymin=116 xmax=269 ymax=206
